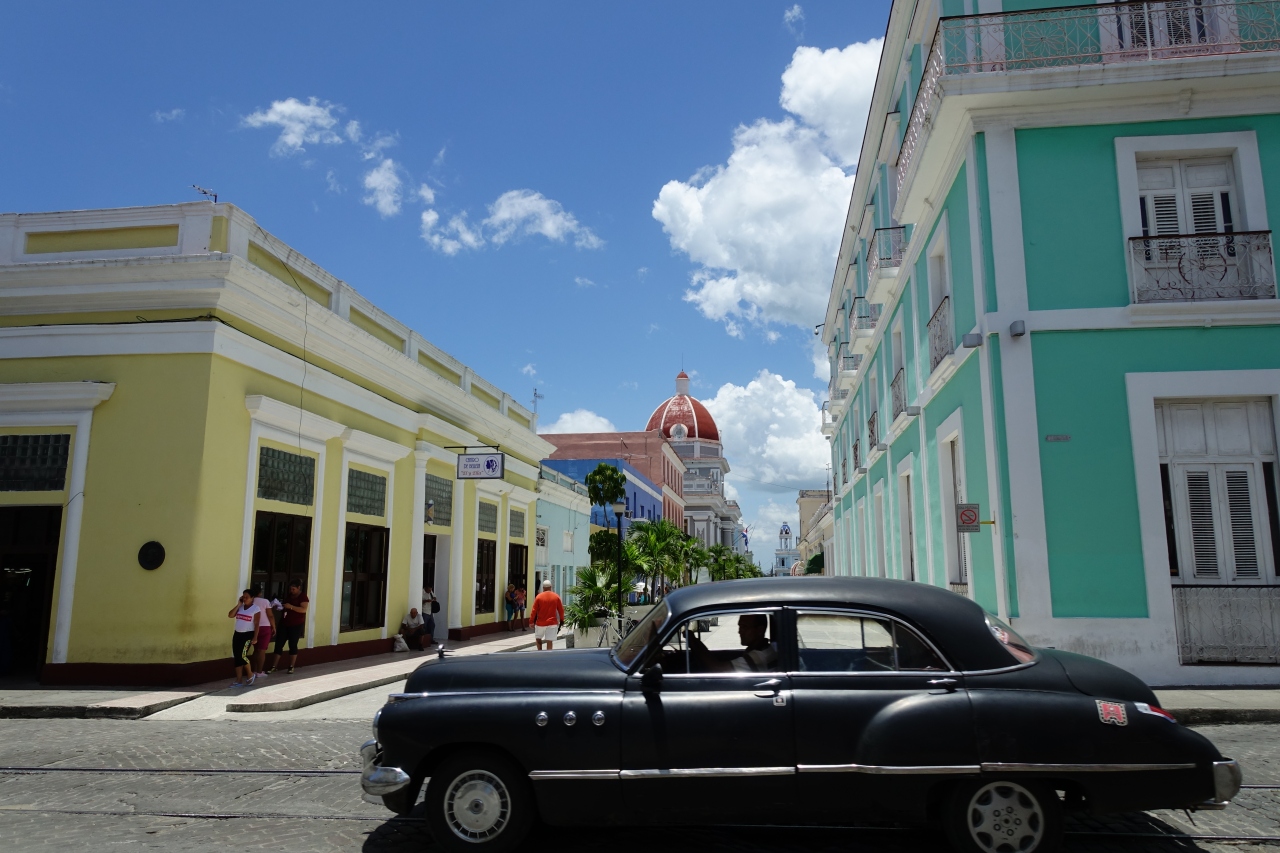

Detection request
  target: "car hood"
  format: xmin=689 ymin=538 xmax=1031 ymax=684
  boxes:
xmin=403 ymin=647 xmax=627 ymax=694
xmin=1038 ymin=648 xmax=1159 ymax=706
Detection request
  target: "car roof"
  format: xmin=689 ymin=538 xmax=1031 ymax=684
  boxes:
xmin=662 ymin=576 xmax=1015 ymax=672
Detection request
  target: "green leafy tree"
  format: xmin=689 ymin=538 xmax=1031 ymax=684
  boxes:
xmin=564 ymin=546 xmax=642 ymax=632
xmin=585 ymin=462 xmax=629 ymax=616
xmin=628 ymin=518 xmax=682 ymax=601
xmin=588 ymin=529 xmax=618 ymax=564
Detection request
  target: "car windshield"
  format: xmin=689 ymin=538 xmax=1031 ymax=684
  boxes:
xmin=986 ymin=615 xmax=1036 ymax=664
xmin=613 ymin=601 xmax=669 ymax=669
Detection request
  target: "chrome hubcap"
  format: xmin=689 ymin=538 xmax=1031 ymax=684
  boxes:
xmin=966 ymin=781 xmax=1044 ymax=852
xmin=444 ymin=769 xmax=509 ymax=842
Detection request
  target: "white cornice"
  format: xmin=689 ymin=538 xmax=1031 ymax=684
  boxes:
xmin=246 ymin=395 xmax=345 ymax=442
xmin=0 ymin=381 xmax=115 ymax=413
xmin=343 ymin=428 xmax=413 ymax=465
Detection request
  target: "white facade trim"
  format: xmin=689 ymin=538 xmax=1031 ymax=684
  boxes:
xmin=331 ymin=437 xmax=401 ymax=643
xmin=0 ymin=381 xmax=115 ymax=664
xmin=1110 ymin=369 xmax=1280 ymax=685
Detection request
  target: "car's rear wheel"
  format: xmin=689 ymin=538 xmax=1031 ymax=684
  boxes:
xmin=943 ymin=779 xmax=1062 ymax=853
xmin=424 ymin=751 xmax=533 ymax=853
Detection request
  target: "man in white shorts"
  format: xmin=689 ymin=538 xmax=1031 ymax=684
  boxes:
xmin=528 ymin=579 xmax=565 ymax=650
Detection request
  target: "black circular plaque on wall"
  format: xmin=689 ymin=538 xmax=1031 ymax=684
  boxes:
xmin=138 ymin=541 xmax=166 ymax=571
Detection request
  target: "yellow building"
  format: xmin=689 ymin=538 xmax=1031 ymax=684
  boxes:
xmin=0 ymin=202 xmax=554 ymax=684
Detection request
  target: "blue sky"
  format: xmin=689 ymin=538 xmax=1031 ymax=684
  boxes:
xmin=0 ymin=1 xmax=890 ymax=557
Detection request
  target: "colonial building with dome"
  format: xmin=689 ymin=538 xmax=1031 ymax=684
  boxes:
xmin=646 ymin=372 xmax=744 ymax=552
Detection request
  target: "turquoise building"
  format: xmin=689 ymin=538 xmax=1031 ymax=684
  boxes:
xmin=821 ymin=0 xmax=1280 ymax=685
xmin=534 ymin=465 xmax=591 ymax=605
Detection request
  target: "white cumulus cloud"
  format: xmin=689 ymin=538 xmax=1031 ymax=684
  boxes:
xmin=784 ymin=4 xmax=805 ymax=37
xmin=704 ymin=369 xmax=828 ymax=490
xmin=242 ymin=97 xmax=344 ymax=156
xmin=653 ymin=38 xmax=882 ymax=336
xmin=521 ymin=363 xmax=537 ymax=377
xmin=362 ymin=158 xmax=403 ymax=217
xmin=483 ymin=190 xmax=603 ymax=249
xmin=420 ymin=190 xmax=602 ymax=255
xmin=538 ymin=409 xmax=618 ymax=434
xmin=574 ymin=276 xmax=595 ymax=288
xmin=153 ymin=108 xmax=184 ymax=123
xmin=417 ymin=184 xmax=436 ymax=204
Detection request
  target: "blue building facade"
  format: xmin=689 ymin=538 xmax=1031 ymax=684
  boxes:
xmin=541 ymin=458 xmax=663 ymax=532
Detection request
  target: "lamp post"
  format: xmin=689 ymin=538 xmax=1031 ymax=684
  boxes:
xmin=612 ymin=498 xmax=627 ymax=639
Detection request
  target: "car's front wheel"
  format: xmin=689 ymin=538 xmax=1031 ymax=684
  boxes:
xmin=424 ymin=751 xmax=534 ymax=853
xmin=942 ymin=779 xmax=1063 ymax=853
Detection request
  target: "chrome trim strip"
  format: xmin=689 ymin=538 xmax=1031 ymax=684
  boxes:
xmin=788 ymin=670 xmax=964 ymax=679
xmin=528 ymin=770 xmax=621 ymax=781
xmin=389 ymin=689 xmax=620 ymax=699
xmin=386 ymin=692 xmax=428 ymax=702
xmin=980 ymin=762 xmax=1197 ymax=773
xmin=620 ymin=766 xmax=795 ymax=779
xmin=798 ymin=763 xmax=978 ymax=775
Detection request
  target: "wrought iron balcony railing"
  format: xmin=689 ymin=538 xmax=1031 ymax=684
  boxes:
xmin=866 ymin=226 xmax=907 ymax=278
xmin=821 ymin=400 xmax=834 ymax=426
xmin=851 ymin=296 xmax=882 ymax=332
xmin=897 ymin=0 xmax=1280 ymax=197
xmin=927 ymin=295 xmax=954 ymax=374
xmin=867 ymin=411 xmax=880 ymax=449
xmin=1173 ymin=584 xmax=1280 ymax=664
xmin=852 ymin=439 xmax=861 ymax=470
xmin=891 ymin=368 xmax=907 ymax=419
xmin=1129 ymin=230 xmax=1276 ymax=303
xmin=841 ymin=454 xmax=848 ymax=485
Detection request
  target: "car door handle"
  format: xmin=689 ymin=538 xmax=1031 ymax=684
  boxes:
xmin=753 ymin=678 xmax=782 ymax=697
xmin=928 ymin=678 xmax=958 ymax=693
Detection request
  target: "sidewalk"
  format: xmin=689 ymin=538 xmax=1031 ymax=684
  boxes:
xmin=0 ymin=629 xmax=539 ymax=720
xmin=1156 ymin=688 xmax=1280 ymax=725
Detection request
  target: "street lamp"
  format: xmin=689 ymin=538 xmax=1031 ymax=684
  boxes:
xmin=613 ymin=498 xmax=627 ymax=640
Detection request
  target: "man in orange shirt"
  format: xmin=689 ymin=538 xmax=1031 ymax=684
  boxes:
xmin=528 ymin=579 xmax=565 ymax=651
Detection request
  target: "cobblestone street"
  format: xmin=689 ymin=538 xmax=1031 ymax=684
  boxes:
xmin=0 ymin=702 xmax=1276 ymax=852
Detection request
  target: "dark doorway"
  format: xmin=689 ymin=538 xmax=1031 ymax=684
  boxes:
xmin=475 ymin=539 xmax=497 ymax=614
xmin=508 ymin=543 xmax=528 ymax=592
xmin=250 ymin=511 xmax=312 ymax=601
xmin=0 ymin=506 xmax=63 ymax=679
xmin=340 ymin=522 xmax=389 ymax=632
xmin=423 ymin=534 xmax=437 ymax=591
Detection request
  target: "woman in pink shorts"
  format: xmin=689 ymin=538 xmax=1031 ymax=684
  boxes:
xmin=251 ymin=587 xmax=277 ymax=677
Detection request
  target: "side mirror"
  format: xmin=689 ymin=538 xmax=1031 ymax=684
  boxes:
xmin=641 ymin=663 xmax=663 ymax=693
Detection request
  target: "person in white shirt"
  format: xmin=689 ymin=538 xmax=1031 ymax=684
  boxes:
xmin=250 ymin=588 xmax=277 ymax=678
xmin=400 ymin=608 xmax=428 ymax=651
xmin=228 ymin=590 xmax=264 ymax=687
xmin=421 ymin=587 xmax=438 ymax=646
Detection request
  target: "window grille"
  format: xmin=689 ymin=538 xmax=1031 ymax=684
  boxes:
xmin=478 ymin=501 xmax=498 ymax=534
xmin=425 ymin=473 xmax=453 ymax=525
xmin=257 ymin=446 xmax=315 ymax=505
xmin=347 ymin=469 xmax=386 ymax=517
xmin=510 ymin=509 xmax=526 ymax=539
xmin=0 ymin=434 xmax=71 ymax=492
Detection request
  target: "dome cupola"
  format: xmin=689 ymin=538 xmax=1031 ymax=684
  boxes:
xmin=646 ymin=371 xmax=720 ymax=442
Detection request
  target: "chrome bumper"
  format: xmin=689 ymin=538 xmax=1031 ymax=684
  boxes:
xmin=1211 ymin=759 xmax=1243 ymax=805
xmin=360 ymin=738 xmax=411 ymax=798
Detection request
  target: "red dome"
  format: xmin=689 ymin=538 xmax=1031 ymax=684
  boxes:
xmin=646 ymin=372 xmax=720 ymax=442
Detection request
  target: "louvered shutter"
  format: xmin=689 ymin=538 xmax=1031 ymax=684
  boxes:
xmin=1138 ymin=164 xmax=1182 ymax=237
xmin=1182 ymin=467 xmax=1222 ymax=579
xmin=1182 ymin=161 xmax=1235 ymax=235
xmin=1222 ymin=467 xmax=1262 ymax=580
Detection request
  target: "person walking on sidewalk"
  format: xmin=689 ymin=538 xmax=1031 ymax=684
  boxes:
xmin=504 ymin=583 xmax=518 ymax=631
xmin=529 ymin=580 xmax=564 ymax=651
xmin=251 ymin=586 xmax=277 ymax=679
xmin=267 ymin=579 xmax=308 ymax=674
xmin=229 ymin=590 xmax=263 ymax=687
xmin=514 ymin=586 xmax=527 ymax=633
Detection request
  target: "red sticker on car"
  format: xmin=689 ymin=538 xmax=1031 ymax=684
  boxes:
xmin=1097 ymin=700 xmax=1128 ymax=726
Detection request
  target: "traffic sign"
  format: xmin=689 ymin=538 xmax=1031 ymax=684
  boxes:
xmin=957 ymin=503 xmax=980 ymax=533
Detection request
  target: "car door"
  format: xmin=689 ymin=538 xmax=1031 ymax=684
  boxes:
xmin=621 ymin=608 xmax=796 ymax=824
xmin=788 ymin=609 xmax=978 ymax=825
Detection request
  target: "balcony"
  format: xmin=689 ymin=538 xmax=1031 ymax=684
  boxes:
xmin=1129 ymin=231 xmax=1276 ymax=303
xmin=821 ymin=400 xmax=836 ymax=437
xmin=835 ymin=344 xmax=863 ymax=390
xmin=868 ymin=411 xmax=880 ymax=451
xmin=898 ymin=0 xmax=1280 ymax=198
xmin=829 ymin=384 xmax=852 ymax=415
xmin=852 ymin=439 xmax=861 ymax=471
xmin=840 ymin=454 xmax=848 ymax=486
xmin=891 ymin=368 xmax=907 ymax=420
xmin=866 ymin=226 xmax=907 ymax=302
xmin=927 ymin=296 xmax=954 ymax=374
xmin=848 ymin=297 xmax=883 ymax=355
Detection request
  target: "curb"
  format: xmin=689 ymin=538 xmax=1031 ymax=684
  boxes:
xmin=225 ymin=640 xmax=540 ymax=713
xmin=1170 ymin=708 xmax=1280 ymax=726
xmin=0 ymin=693 xmax=200 ymax=721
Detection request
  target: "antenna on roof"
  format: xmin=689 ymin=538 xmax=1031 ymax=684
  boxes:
xmin=531 ymin=388 xmax=543 ymax=415
xmin=191 ymin=185 xmax=218 ymax=203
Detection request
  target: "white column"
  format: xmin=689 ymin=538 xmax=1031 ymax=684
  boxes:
xmin=448 ymin=479 xmax=467 ymax=631
xmin=408 ymin=447 xmax=429 ymax=613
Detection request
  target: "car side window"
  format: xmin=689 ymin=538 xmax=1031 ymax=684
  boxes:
xmin=795 ymin=612 xmax=946 ymax=673
xmin=657 ymin=611 xmax=781 ymax=675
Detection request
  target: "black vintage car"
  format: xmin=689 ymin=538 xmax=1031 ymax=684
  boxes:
xmin=361 ymin=577 xmax=1241 ymax=853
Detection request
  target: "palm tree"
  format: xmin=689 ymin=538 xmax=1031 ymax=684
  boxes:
xmin=628 ymin=518 xmax=682 ymax=601
xmin=707 ymin=543 xmax=734 ymax=582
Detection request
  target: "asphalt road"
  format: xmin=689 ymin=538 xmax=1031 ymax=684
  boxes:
xmin=0 ymin=683 xmax=1276 ymax=852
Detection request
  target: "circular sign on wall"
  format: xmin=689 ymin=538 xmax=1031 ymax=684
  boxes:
xmin=138 ymin=541 xmax=166 ymax=571
xmin=958 ymin=507 xmax=979 ymax=527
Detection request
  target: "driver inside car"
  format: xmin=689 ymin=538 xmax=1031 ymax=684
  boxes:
xmin=688 ymin=614 xmax=778 ymax=673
